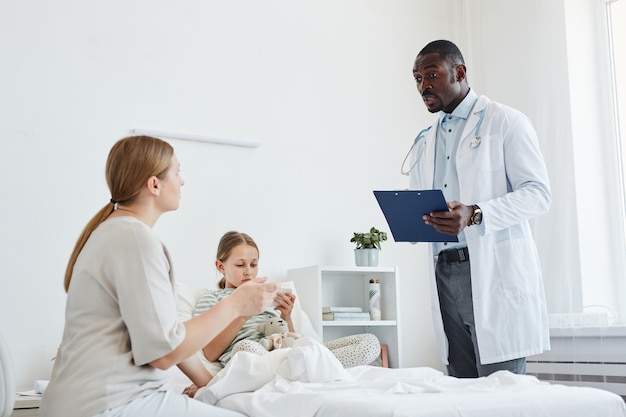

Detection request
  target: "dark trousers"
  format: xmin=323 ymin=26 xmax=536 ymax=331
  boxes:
xmin=435 ymin=248 xmax=526 ymax=378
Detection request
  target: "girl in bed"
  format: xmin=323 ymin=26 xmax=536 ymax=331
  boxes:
xmin=40 ymin=136 xmax=277 ymax=417
xmin=191 ymin=231 xmax=381 ymax=372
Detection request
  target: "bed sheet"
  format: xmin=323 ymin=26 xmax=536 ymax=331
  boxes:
xmin=195 ymin=338 xmax=626 ymax=417
xmin=216 ymin=378 xmax=626 ymax=417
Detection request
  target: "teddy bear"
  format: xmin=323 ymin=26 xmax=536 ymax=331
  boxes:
xmin=257 ymin=316 xmax=300 ymax=351
xmin=230 ymin=316 xmax=302 ymax=358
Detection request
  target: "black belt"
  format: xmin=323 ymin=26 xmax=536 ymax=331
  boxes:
xmin=438 ymin=247 xmax=470 ymax=264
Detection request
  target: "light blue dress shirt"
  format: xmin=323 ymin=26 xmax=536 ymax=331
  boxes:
xmin=433 ymin=89 xmax=478 ymax=255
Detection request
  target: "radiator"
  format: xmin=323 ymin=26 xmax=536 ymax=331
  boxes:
xmin=527 ymin=360 xmax=626 ymax=396
xmin=526 ymin=327 xmax=626 ymax=397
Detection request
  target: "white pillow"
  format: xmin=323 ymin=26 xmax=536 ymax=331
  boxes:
xmin=277 ymin=281 xmax=320 ymax=341
xmin=175 ymin=282 xmax=206 ymax=322
xmin=167 ymin=283 xmax=221 ymax=390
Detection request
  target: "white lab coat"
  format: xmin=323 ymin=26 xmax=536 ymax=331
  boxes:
xmin=409 ymin=95 xmax=551 ymax=365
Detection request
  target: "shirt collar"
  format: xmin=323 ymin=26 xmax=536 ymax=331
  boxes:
xmin=438 ymin=88 xmax=478 ymax=123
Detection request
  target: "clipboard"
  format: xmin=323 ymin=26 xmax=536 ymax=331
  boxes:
xmin=373 ymin=190 xmax=459 ymax=243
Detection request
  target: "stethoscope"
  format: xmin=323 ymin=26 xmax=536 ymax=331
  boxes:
xmin=400 ymin=108 xmax=486 ymax=176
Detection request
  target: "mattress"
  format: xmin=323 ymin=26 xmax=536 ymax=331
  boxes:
xmin=216 ymin=383 xmax=626 ymax=417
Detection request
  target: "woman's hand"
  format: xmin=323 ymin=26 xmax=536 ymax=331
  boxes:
xmin=232 ymin=277 xmax=278 ymax=316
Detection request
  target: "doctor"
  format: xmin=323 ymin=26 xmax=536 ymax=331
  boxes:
xmin=407 ymin=40 xmax=551 ymax=378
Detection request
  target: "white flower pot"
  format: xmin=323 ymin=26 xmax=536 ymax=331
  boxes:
xmin=354 ymin=248 xmax=379 ymax=267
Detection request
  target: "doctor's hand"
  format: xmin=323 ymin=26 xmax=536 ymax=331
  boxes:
xmin=423 ymin=201 xmax=473 ymax=235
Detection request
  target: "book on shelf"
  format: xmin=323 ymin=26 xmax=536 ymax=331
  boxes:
xmin=322 ymin=306 xmax=363 ymax=313
xmin=322 ymin=311 xmax=371 ymax=321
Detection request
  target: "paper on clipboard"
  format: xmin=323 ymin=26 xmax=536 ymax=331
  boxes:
xmin=373 ymin=190 xmax=459 ymax=243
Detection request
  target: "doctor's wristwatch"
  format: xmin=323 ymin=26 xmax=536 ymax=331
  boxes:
xmin=469 ymin=204 xmax=483 ymax=226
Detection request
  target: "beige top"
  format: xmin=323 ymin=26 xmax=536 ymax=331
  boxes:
xmin=40 ymin=217 xmax=185 ymax=417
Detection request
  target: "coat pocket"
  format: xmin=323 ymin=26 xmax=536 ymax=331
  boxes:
xmin=493 ymin=238 xmax=540 ymax=299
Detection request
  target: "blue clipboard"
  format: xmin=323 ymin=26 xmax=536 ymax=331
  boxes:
xmin=373 ymin=190 xmax=459 ymax=243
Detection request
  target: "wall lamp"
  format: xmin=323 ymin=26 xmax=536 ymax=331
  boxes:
xmin=132 ymin=128 xmax=260 ymax=148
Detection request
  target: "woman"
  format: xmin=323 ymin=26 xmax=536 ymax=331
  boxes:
xmin=40 ymin=136 xmax=277 ymax=417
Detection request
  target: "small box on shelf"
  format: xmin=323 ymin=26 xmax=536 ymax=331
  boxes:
xmin=322 ymin=311 xmax=371 ymax=321
xmin=12 ymin=394 xmax=41 ymax=417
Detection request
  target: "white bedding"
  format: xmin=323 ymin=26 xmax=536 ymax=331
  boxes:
xmin=195 ymin=338 xmax=626 ymax=417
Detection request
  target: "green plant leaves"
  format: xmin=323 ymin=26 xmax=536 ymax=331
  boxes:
xmin=350 ymin=226 xmax=388 ymax=250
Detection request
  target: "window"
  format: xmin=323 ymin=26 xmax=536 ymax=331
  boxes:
xmin=609 ymin=0 xmax=626 ymax=216
xmin=606 ymin=0 xmax=626 ymax=324
xmin=551 ymin=0 xmax=626 ymax=327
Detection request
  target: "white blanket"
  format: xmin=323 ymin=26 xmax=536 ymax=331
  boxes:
xmin=195 ymin=338 xmax=626 ymax=417
xmin=196 ymin=337 xmax=348 ymax=404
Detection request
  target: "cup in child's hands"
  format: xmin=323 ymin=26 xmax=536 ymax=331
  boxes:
xmin=271 ymin=288 xmax=292 ymax=307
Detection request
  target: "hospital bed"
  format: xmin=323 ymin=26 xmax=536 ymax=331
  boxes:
xmin=173 ymin=282 xmax=626 ymax=417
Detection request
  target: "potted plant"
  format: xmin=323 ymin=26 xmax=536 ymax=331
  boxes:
xmin=350 ymin=227 xmax=388 ymax=267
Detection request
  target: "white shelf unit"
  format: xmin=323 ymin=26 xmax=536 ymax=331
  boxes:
xmin=287 ymin=265 xmax=402 ymax=368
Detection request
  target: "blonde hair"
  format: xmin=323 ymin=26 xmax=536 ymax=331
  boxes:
xmin=63 ymin=135 xmax=174 ymax=292
xmin=216 ymin=231 xmax=259 ymax=289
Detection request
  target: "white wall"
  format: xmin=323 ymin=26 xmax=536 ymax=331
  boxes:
xmin=0 ymin=0 xmax=460 ymax=388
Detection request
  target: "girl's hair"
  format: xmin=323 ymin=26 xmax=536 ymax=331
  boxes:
xmin=216 ymin=231 xmax=259 ymax=289
xmin=63 ymin=135 xmax=174 ymax=292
